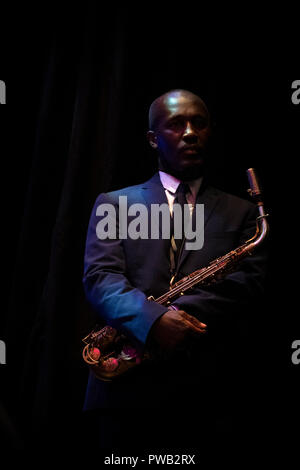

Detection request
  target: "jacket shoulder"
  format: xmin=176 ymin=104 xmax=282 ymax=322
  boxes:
xmin=94 ymin=173 xmax=160 ymax=204
xmin=211 ymin=186 xmax=256 ymax=213
xmin=93 ymin=182 xmax=145 ymax=206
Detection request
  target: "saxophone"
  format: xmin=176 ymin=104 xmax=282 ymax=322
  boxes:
xmin=82 ymin=168 xmax=269 ymax=381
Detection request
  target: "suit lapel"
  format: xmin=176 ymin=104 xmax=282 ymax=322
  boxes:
xmin=140 ymin=173 xmax=168 ymax=206
xmin=177 ymin=182 xmax=221 ymax=271
xmin=140 ymin=173 xmax=170 ymax=238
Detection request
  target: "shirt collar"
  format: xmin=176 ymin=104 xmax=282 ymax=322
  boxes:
xmin=159 ymin=170 xmax=203 ymax=200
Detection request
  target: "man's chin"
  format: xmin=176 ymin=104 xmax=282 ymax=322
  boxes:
xmin=158 ymin=156 xmax=206 ymax=181
xmin=179 ymin=159 xmax=206 ymax=180
xmin=180 ymin=169 xmax=204 ymax=181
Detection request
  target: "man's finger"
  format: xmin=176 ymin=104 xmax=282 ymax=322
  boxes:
xmin=183 ymin=319 xmax=207 ymax=334
xmin=181 ymin=311 xmax=207 ymax=329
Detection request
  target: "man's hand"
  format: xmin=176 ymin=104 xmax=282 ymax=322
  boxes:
xmin=149 ymin=309 xmax=207 ymax=352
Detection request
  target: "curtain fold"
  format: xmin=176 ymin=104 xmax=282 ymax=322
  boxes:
xmin=5 ymin=9 xmax=128 ymax=444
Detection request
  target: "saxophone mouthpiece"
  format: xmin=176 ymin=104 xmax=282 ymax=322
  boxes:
xmin=247 ymin=168 xmax=262 ymax=201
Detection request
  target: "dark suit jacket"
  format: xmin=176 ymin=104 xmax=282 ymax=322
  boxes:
xmin=82 ymin=173 xmax=268 ymax=410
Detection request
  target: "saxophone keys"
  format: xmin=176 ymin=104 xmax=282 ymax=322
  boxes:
xmin=101 ymin=357 xmax=119 ymax=372
xmin=90 ymin=347 xmax=101 ymax=361
xmin=82 ymin=344 xmax=101 ymax=365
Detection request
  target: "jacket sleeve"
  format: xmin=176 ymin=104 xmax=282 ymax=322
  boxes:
xmin=82 ymin=193 xmax=169 ymax=347
xmin=172 ymin=203 xmax=269 ymax=331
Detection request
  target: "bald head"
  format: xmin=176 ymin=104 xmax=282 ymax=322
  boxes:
xmin=149 ymin=89 xmax=209 ymax=131
xmin=147 ymin=89 xmax=211 ymax=180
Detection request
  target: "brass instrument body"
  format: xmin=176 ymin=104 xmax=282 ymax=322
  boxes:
xmin=82 ymin=168 xmax=269 ymax=381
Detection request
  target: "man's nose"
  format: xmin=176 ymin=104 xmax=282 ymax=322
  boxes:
xmin=182 ymin=122 xmax=198 ymax=143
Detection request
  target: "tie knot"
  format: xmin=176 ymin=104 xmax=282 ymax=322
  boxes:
xmin=175 ymin=182 xmax=190 ymax=206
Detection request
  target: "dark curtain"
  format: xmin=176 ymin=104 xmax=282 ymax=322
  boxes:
xmin=3 ymin=5 xmax=297 ymax=453
xmin=4 ymin=7 xmax=133 ymax=448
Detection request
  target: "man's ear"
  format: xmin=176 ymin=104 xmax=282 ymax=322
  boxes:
xmin=147 ymin=130 xmax=158 ymax=149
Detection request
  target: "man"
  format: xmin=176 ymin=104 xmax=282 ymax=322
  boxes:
xmin=82 ymin=89 xmax=267 ymax=442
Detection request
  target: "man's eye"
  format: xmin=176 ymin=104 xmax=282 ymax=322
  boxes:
xmin=168 ymin=120 xmax=184 ymax=130
xmin=192 ymin=117 xmax=208 ymax=129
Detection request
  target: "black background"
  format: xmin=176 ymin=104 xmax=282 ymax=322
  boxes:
xmin=0 ymin=4 xmax=299 ymax=459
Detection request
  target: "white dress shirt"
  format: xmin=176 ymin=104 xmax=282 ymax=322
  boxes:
xmin=159 ymin=170 xmax=203 ymax=215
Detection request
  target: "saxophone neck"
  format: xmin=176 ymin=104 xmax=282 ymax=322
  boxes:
xmin=245 ymin=202 xmax=269 ymax=250
xmin=246 ymin=168 xmax=269 ymax=249
xmin=257 ymin=203 xmax=269 ymax=242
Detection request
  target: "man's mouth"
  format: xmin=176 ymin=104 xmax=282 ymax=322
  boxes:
xmin=181 ymin=146 xmax=202 ymax=154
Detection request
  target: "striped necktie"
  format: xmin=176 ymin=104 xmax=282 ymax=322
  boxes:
xmin=170 ymin=182 xmax=190 ymax=270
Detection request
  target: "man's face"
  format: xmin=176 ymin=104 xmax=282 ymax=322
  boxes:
xmin=148 ymin=92 xmax=211 ymax=180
